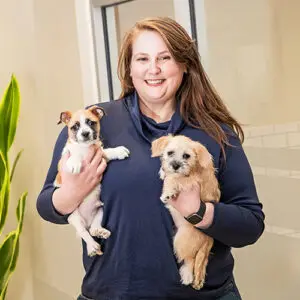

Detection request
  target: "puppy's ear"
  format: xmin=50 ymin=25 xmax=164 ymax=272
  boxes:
xmin=88 ymin=105 xmax=105 ymax=119
xmin=151 ymin=135 xmax=172 ymax=157
xmin=194 ymin=142 xmax=213 ymax=169
xmin=57 ymin=111 xmax=72 ymax=125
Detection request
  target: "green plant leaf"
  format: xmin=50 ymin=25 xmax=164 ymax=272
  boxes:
xmin=0 ymin=151 xmax=9 ymax=236
xmin=9 ymin=192 xmax=27 ymax=270
xmin=2 ymin=285 xmax=7 ymax=300
xmin=0 ymin=192 xmax=27 ymax=298
xmin=0 ymin=75 xmax=25 ymax=299
xmin=0 ymin=150 xmax=6 ymax=201
xmin=10 ymin=149 xmax=23 ymax=182
xmin=0 ymin=74 xmax=20 ymax=157
xmin=0 ymin=232 xmax=16 ymax=296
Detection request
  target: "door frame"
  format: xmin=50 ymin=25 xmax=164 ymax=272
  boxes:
xmin=75 ymin=0 xmax=202 ymax=105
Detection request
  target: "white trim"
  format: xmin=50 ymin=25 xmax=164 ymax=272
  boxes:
xmin=92 ymin=6 xmax=110 ymax=102
xmin=194 ymin=0 xmax=209 ymax=71
xmin=74 ymin=0 xmax=100 ymax=106
xmin=173 ymin=0 xmax=192 ymax=37
xmin=106 ymin=7 xmax=122 ymax=99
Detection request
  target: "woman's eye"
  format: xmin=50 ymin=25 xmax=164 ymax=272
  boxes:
xmin=167 ymin=151 xmax=174 ymax=156
xmin=159 ymin=56 xmax=171 ymax=61
xmin=137 ymin=57 xmax=148 ymax=62
xmin=182 ymin=153 xmax=190 ymax=160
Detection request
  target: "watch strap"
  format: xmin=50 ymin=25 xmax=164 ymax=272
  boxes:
xmin=184 ymin=201 xmax=206 ymax=225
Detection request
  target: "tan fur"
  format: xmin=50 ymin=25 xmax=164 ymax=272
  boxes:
xmin=151 ymin=135 xmax=221 ymax=289
xmin=151 ymin=135 xmax=172 ymax=157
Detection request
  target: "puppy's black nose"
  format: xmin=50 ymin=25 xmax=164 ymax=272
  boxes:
xmin=82 ymin=131 xmax=90 ymax=138
xmin=171 ymin=161 xmax=181 ymax=171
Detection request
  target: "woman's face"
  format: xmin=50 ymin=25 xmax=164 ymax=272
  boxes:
xmin=130 ymin=30 xmax=186 ymax=106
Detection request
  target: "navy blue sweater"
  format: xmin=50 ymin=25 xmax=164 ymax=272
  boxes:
xmin=36 ymin=93 xmax=265 ymax=300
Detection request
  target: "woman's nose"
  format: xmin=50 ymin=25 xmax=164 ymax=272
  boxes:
xmin=148 ymin=60 xmax=161 ymax=75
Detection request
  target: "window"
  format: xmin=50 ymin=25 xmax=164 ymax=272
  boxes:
xmin=75 ymin=0 xmax=198 ymax=104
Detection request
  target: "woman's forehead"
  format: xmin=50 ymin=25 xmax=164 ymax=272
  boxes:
xmin=131 ymin=30 xmax=169 ymax=55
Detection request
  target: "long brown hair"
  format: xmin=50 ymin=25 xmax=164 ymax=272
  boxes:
xmin=117 ymin=17 xmax=244 ymax=153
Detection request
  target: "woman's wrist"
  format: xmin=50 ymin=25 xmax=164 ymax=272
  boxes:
xmin=194 ymin=202 xmax=215 ymax=229
xmin=52 ymin=185 xmax=83 ymax=215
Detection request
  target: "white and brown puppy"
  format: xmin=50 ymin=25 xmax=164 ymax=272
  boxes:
xmin=151 ymin=135 xmax=220 ymax=290
xmin=54 ymin=105 xmax=130 ymax=256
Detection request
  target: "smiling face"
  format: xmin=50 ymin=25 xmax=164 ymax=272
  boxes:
xmin=130 ymin=30 xmax=186 ymax=108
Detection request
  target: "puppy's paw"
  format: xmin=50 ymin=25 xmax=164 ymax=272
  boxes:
xmin=179 ymin=264 xmax=194 ymax=286
xmin=90 ymin=227 xmax=111 ymax=239
xmin=114 ymin=146 xmax=130 ymax=160
xmin=192 ymin=278 xmax=205 ymax=290
xmin=87 ymin=240 xmax=103 ymax=256
xmin=65 ymin=157 xmax=82 ymax=174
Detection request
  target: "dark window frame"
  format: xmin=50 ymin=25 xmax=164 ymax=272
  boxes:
xmin=100 ymin=0 xmax=197 ymax=101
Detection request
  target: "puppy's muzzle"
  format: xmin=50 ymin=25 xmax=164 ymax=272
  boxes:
xmin=171 ymin=161 xmax=182 ymax=171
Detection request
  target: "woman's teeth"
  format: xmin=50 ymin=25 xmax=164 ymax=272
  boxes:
xmin=146 ymin=79 xmax=164 ymax=85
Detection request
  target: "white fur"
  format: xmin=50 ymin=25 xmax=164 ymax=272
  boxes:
xmin=103 ymin=146 xmax=130 ymax=161
xmin=55 ymin=138 xmax=130 ymax=257
xmin=179 ymin=263 xmax=194 ymax=285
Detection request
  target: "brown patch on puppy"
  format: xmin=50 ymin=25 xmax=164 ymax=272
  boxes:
xmin=57 ymin=111 xmax=72 ymax=125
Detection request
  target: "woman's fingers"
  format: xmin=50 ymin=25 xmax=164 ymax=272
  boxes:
xmin=84 ymin=145 xmax=97 ymax=164
xmin=96 ymin=158 xmax=107 ymax=176
xmin=90 ymin=147 xmax=103 ymax=168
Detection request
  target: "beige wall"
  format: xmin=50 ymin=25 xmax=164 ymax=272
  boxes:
xmin=1 ymin=0 xmax=300 ymax=299
xmin=205 ymin=0 xmax=300 ymax=127
xmin=202 ymin=0 xmax=300 ymax=299
xmin=0 ymin=0 xmax=85 ymax=299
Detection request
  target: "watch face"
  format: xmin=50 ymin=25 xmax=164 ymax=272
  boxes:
xmin=187 ymin=214 xmax=202 ymax=225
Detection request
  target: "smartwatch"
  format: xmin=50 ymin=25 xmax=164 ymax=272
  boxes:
xmin=184 ymin=201 xmax=206 ymax=225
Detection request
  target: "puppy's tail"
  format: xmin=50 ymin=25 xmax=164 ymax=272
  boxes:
xmin=192 ymin=236 xmax=214 ymax=290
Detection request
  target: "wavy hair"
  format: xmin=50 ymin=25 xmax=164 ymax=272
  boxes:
xmin=117 ymin=17 xmax=244 ymax=154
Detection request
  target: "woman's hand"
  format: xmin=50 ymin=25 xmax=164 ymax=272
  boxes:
xmin=168 ymin=186 xmax=215 ymax=229
xmin=52 ymin=145 xmax=107 ymax=215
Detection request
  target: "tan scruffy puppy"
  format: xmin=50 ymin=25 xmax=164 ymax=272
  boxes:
xmin=151 ymin=135 xmax=220 ymax=290
xmin=54 ymin=105 xmax=130 ymax=257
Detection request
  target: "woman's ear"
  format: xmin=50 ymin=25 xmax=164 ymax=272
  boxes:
xmin=151 ymin=135 xmax=173 ymax=157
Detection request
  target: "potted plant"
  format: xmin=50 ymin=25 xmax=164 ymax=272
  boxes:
xmin=0 ymin=75 xmax=27 ymax=300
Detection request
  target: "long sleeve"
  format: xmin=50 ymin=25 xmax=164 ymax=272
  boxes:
xmin=202 ymin=132 xmax=265 ymax=248
xmin=36 ymin=127 xmax=70 ymax=224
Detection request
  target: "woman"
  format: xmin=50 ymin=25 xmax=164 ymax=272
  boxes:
xmin=36 ymin=17 xmax=265 ymax=300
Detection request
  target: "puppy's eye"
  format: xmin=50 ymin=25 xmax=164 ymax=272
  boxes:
xmin=182 ymin=153 xmax=190 ymax=160
xmin=71 ymin=122 xmax=80 ymax=131
xmin=167 ymin=151 xmax=174 ymax=156
xmin=86 ymin=119 xmax=96 ymax=126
